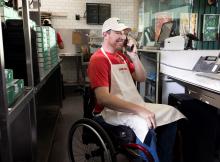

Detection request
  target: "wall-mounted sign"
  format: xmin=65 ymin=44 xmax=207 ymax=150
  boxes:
xmin=203 ymin=14 xmax=220 ymax=41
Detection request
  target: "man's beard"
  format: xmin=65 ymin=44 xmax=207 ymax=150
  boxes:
xmin=116 ymin=46 xmax=123 ymax=50
xmin=115 ymin=41 xmax=124 ymax=51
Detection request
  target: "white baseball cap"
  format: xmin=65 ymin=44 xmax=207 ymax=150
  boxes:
xmin=102 ymin=17 xmax=131 ymax=34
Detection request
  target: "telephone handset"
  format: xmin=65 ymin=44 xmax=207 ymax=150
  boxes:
xmin=126 ymin=44 xmax=134 ymax=52
xmin=124 ymin=36 xmax=135 ymax=52
xmin=193 ymin=55 xmax=220 ymax=73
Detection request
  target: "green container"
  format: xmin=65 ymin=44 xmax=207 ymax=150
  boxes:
xmin=0 ymin=0 xmax=5 ymax=7
xmin=6 ymin=84 xmax=15 ymax=107
xmin=50 ymin=56 xmax=58 ymax=64
xmin=0 ymin=6 xmax=20 ymax=19
xmin=4 ymin=69 xmax=13 ymax=83
xmin=13 ymin=79 xmax=24 ymax=99
xmin=38 ymin=51 xmax=49 ymax=58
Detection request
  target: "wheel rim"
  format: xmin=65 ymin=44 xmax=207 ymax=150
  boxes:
xmin=70 ymin=123 xmax=112 ymax=162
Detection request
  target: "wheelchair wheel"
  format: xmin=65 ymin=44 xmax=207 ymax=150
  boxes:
xmin=68 ymin=118 xmax=116 ymax=162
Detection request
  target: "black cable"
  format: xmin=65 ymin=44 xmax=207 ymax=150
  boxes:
xmin=141 ymin=54 xmax=193 ymax=72
xmin=160 ymin=61 xmax=193 ymax=72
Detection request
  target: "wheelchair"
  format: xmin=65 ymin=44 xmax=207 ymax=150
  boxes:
xmin=68 ymin=86 xmax=155 ymax=162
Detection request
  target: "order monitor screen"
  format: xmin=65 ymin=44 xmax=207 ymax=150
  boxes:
xmin=157 ymin=21 xmax=174 ymax=45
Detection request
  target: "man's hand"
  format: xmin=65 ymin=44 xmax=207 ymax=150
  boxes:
xmin=124 ymin=36 xmax=146 ymax=82
xmin=138 ymin=108 xmax=156 ymax=129
xmin=126 ymin=36 xmax=138 ymax=61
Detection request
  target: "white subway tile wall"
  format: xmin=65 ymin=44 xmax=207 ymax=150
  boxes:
xmin=37 ymin=0 xmax=138 ymax=84
xmin=40 ymin=0 xmax=138 ymax=30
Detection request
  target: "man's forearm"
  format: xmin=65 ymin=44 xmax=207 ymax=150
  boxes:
xmin=125 ymin=36 xmax=146 ymax=82
xmin=131 ymin=55 xmax=146 ymax=82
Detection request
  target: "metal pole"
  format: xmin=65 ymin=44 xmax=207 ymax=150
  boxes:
xmin=22 ymin=0 xmax=34 ymax=87
xmin=37 ymin=0 xmax=41 ymax=25
xmin=22 ymin=1 xmax=37 ymax=161
xmin=32 ymin=0 xmax=41 ymax=25
xmin=0 ymin=17 xmax=13 ymax=162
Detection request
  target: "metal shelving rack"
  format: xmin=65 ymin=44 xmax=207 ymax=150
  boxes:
xmin=0 ymin=14 xmax=13 ymax=162
xmin=0 ymin=0 xmax=63 ymax=161
xmin=138 ymin=49 xmax=161 ymax=104
xmin=0 ymin=0 xmax=37 ymax=161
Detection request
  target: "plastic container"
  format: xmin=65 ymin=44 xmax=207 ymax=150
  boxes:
xmin=13 ymin=79 xmax=24 ymax=99
xmin=4 ymin=69 xmax=14 ymax=83
xmin=6 ymin=84 xmax=15 ymax=107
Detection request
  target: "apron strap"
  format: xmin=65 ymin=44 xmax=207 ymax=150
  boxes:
xmin=101 ymin=47 xmax=112 ymax=65
xmin=117 ymin=54 xmax=127 ymax=64
xmin=101 ymin=47 xmax=127 ymax=64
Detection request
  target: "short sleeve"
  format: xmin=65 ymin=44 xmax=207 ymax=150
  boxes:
xmin=87 ymin=54 xmax=110 ymax=89
xmin=56 ymin=32 xmax=63 ymax=44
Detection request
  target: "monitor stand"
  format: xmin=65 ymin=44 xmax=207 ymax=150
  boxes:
xmin=185 ymin=33 xmax=199 ymax=50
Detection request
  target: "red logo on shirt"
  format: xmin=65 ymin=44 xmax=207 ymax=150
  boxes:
xmin=119 ymin=67 xmax=128 ymax=71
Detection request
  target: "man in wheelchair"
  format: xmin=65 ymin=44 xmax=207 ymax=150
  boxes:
xmin=87 ymin=17 xmax=185 ymax=162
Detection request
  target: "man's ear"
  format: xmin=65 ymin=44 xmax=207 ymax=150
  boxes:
xmin=103 ymin=32 xmax=108 ymax=37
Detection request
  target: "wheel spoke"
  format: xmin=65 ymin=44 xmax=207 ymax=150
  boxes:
xmin=68 ymin=119 xmax=115 ymax=162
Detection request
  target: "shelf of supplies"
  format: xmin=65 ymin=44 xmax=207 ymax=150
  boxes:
xmin=63 ymin=81 xmax=80 ymax=86
xmin=144 ymin=95 xmax=155 ymax=103
xmin=82 ymin=61 xmax=89 ymax=66
xmin=35 ymin=61 xmax=61 ymax=93
xmin=59 ymin=53 xmax=81 ymax=57
xmin=8 ymin=87 xmax=34 ymax=124
xmin=141 ymin=54 xmax=157 ymax=63
xmin=146 ymin=77 xmax=156 ymax=83
xmin=138 ymin=49 xmax=160 ymax=53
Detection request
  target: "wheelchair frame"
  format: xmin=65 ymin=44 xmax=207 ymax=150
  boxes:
xmin=67 ymin=86 xmax=154 ymax=162
xmin=68 ymin=118 xmax=116 ymax=162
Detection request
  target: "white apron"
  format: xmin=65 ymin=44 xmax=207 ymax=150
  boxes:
xmin=100 ymin=48 xmax=185 ymax=142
